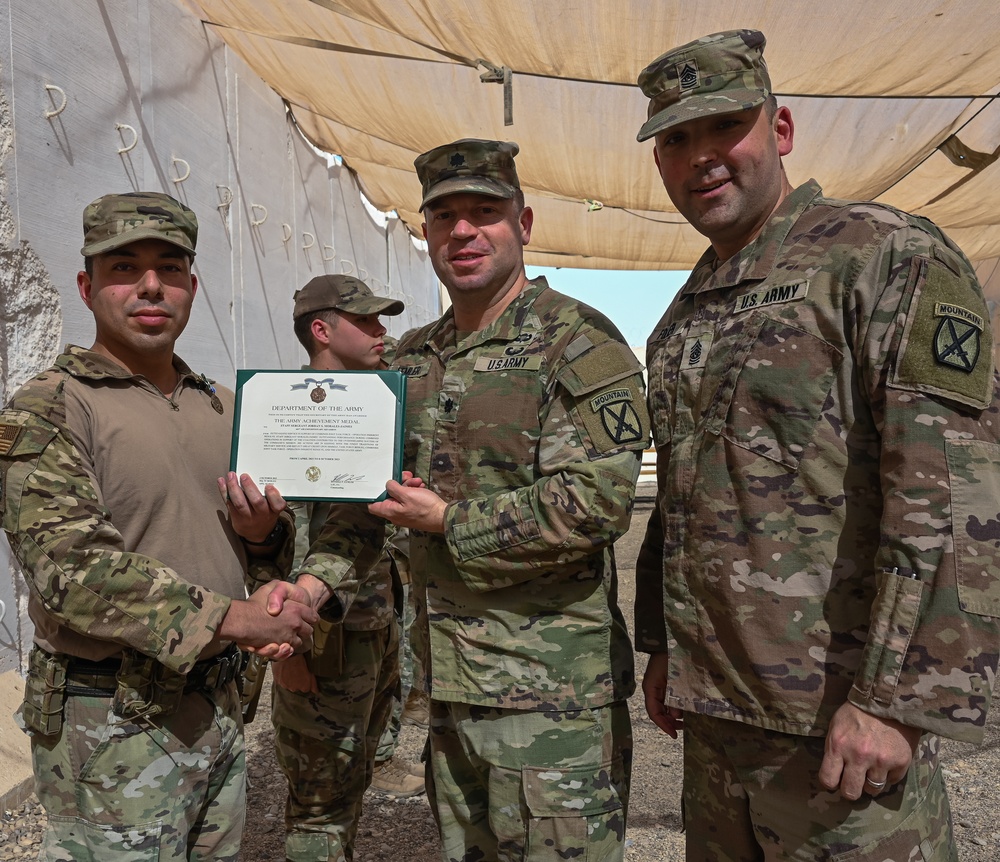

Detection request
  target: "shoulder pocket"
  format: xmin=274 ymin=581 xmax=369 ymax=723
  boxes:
xmin=0 ymin=412 xmax=59 ymax=520
xmin=557 ymin=342 xmax=650 ymax=456
xmin=892 ymin=256 xmax=993 ymax=410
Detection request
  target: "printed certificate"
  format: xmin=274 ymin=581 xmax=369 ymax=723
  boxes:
xmin=230 ymin=369 xmax=406 ymax=502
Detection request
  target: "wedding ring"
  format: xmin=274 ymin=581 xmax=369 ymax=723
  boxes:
xmin=864 ymin=777 xmax=886 ymax=789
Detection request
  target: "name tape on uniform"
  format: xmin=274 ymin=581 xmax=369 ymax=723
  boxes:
xmin=474 ymin=355 xmax=543 ymax=373
xmin=734 ymin=281 xmax=809 ymax=314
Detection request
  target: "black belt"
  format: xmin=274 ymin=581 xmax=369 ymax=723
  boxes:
xmin=64 ymin=645 xmax=242 ymax=696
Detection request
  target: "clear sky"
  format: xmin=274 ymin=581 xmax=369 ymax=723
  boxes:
xmin=525 ymin=266 xmax=689 ymax=348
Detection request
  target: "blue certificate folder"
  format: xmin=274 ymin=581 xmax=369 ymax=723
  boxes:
xmin=230 ymin=369 xmax=406 ymax=503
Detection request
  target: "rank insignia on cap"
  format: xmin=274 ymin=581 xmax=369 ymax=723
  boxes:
xmin=0 ymin=423 xmax=21 ymax=455
xmin=449 ymin=153 xmax=466 ymax=167
xmin=934 ymin=302 xmax=983 ymax=373
xmin=678 ymin=60 xmax=699 ymax=91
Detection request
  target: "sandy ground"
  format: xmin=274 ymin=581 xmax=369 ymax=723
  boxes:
xmin=4 ymin=493 xmax=1000 ymax=860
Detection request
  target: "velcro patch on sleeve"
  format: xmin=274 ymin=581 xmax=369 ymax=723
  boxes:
xmin=0 ymin=423 xmax=22 ymax=456
xmin=558 ymin=340 xmax=643 ymax=396
xmin=893 ymin=257 xmax=993 ymax=410
xmin=558 ymin=341 xmax=649 ymax=455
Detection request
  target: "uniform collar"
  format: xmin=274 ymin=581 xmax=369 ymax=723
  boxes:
xmin=424 ymin=276 xmax=549 ymax=357
xmin=56 ymin=344 xmax=209 ymax=395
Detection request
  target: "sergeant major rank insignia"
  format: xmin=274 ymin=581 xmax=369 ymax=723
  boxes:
xmin=591 ymin=389 xmax=643 ymax=446
xmin=677 ymin=60 xmax=699 ymax=91
xmin=933 ymin=302 xmax=983 ymax=373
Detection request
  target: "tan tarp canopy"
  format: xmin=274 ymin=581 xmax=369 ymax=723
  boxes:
xmin=183 ymin=0 xmax=1000 ymax=280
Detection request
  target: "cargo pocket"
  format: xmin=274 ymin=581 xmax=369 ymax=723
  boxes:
xmin=947 ymin=438 xmax=1000 ymax=618
xmin=304 ymin=615 xmax=345 ymax=677
xmin=715 ymin=316 xmax=841 ymax=469
xmin=42 ymin=815 xmax=160 ymax=861
xmin=521 ymin=760 xmax=626 ymax=861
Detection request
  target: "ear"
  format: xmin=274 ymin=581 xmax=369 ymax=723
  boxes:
xmin=190 ymin=272 xmax=198 ymax=301
xmin=653 ymin=143 xmax=662 ymax=172
xmin=519 ymin=205 xmax=533 ymax=246
xmin=310 ymin=317 xmax=332 ymax=348
xmin=774 ymin=105 xmax=794 ymax=158
xmin=421 ymin=221 xmax=428 ymax=240
xmin=77 ymin=271 xmax=93 ymax=309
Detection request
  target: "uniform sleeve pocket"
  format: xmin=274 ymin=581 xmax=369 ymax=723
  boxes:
xmin=855 ymin=569 xmax=925 ymax=704
xmin=0 ymin=413 xmax=58 ymax=521
xmin=719 ymin=317 xmax=842 ymax=469
xmin=947 ymin=438 xmax=1000 ymax=618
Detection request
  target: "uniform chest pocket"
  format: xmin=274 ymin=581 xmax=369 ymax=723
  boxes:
xmin=713 ymin=316 xmax=842 ymax=469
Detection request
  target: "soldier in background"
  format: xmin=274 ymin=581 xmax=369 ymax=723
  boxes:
xmin=286 ymin=138 xmax=650 ymax=861
xmin=634 ymin=30 xmax=1000 ymax=860
xmin=0 ymin=192 xmax=315 ymax=861
xmin=276 ymin=275 xmax=422 ymax=862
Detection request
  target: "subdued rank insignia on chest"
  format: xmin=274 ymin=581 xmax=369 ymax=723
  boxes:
xmin=734 ymin=280 xmax=809 ymax=315
xmin=682 ymin=332 xmax=712 ymax=370
xmin=473 ymin=355 xmax=543 ymax=372
xmin=933 ymin=302 xmax=984 ymax=373
xmin=0 ymin=423 xmax=21 ymax=455
xmin=591 ymin=389 xmax=643 ymax=446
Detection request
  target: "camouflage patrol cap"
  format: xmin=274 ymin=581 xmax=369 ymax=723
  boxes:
xmin=81 ymin=191 xmax=198 ymax=256
xmin=636 ymin=29 xmax=771 ymax=142
xmin=292 ymin=274 xmax=404 ymax=320
xmin=414 ymin=139 xmax=520 ymax=210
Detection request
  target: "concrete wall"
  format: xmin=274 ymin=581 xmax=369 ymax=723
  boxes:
xmin=0 ymin=0 xmax=440 ymax=675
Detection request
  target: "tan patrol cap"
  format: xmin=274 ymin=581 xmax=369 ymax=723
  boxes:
xmin=414 ymin=139 xmax=520 ymax=210
xmin=292 ymin=274 xmax=404 ymax=320
xmin=81 ymin=191 xmax=198 ymax=256
xmin=637 ymin=29 xmax=771 ymax=142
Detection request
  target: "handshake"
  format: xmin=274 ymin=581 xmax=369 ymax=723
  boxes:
xmin=218 ymin=580 xmax=320 ymax=661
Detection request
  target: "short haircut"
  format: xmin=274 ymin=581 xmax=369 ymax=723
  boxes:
xmin=293 ymin=308 xmax=340 ymax=354
xmin=764 ymin=95 xmax=778 ymax=121
xmin=512 ymin=189 xmax=526 ymax=217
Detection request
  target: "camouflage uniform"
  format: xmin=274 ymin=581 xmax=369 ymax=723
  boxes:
xmin=0 ymin=346 xmax=289 ymax=861
xmin=374 ymin=531 xmax=423 ymax=763
xmin=636 ymin=179 xmax=1000 ymax=859
xmin=275 ymin=276 xmax=412 ymax=861
xmin=305 ymin=269 xmax=648 ymax=860
xmin=278 ymin=435 xmax=400 ymax=862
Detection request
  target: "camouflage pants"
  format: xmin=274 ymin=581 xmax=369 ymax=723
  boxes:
xmin=427 ymin=700 xmax=632 ymax=862
xmin=682 ymin=712 xmax=956 ymax=862
xmin=30 ymin=682 xmax=244 ymax=861
xmin=375 ymin=581 xmax=419 ymax=762
xmin=272 ymin=623 xmax=399 ymax=862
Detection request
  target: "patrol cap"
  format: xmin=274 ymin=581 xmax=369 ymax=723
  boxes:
xmin=414 ymin=139 xmax=520 ymax=210
xmin=81 ymin=191 xmax=198 ymax=257
xmin=292 ymin=274 xmax=404 ymax=320
xmin=636 ymin=29 xmax=771 ymax=142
